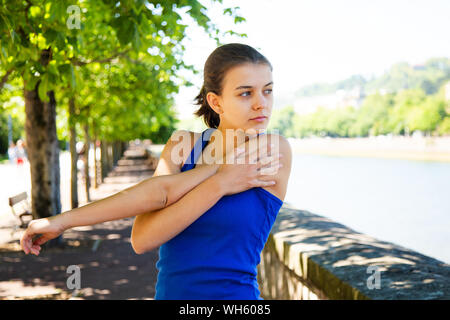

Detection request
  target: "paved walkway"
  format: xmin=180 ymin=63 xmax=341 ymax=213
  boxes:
xmin=0 ymin=143 xmax=160 ymax=300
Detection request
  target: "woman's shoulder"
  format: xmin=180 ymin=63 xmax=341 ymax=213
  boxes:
xmin=258 ymin=132 xmax=292 ymax=161
xmin=263 ymin=132 xmax=291 ymax=150
xmin=166 ymin=129 xmax=205 ymax=156
xmin=153 ymin=130 xmax=203 ymax=176
xmin=168 ymin=130 xmax=202 ymax=149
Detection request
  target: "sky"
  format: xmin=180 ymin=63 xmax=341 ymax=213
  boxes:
xmin=174 ymin=0 xmax=450 ymax=119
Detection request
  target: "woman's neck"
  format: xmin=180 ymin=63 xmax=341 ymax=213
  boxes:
xmin=212 ymin=125 xmax=264 ymax=158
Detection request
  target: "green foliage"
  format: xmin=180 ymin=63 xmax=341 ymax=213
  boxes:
xmin=325 ymin=106 xmax=357 ymax=137
xmin=268 ymin=105 xmax=297 ymax=137
xmin=283 ymin=83 xmax=450 ymax=138
xmin=289 ymin=57 xmax=450 ymax=138
xmin=0 ymin=0 xmax=246 ymax=148
xmin=348 ymin=93 xmax=393 ymax=137
xmin=0 ymin=71 xmax=25 ymax=153
xmin=386 ymin=89 xmax=427 ymax=134
xmin=291 ymin=106 xmax=358 ymax=138
xmin=0 ymin=109 xmax=23 ymax=154
xmin=407 ymin=95 xmax=446 ymax=133
xmin=437 ymin=117 xmax=450 ymax=135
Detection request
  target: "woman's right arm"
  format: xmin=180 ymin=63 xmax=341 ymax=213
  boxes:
xmin=20 ymin=130 xmax=278 ymax=255
xmin=20 ymin=131 xmax=202 ymax=254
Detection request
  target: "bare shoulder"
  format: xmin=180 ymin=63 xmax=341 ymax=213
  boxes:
xmin=153 ymin=130 xmax=201 ymax=176
xmin=166 ymin=130 xmax=200 ymax=151
xmin=266 ymin=133 xmax=292 ymax=154
xmin=261 ymin=133 xmax=292 ymax=202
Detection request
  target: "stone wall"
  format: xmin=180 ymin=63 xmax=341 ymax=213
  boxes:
xmin=257 ymin=204 xmax=450 ymax=300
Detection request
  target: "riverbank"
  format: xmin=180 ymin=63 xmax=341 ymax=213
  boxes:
xmin=288 ymin=136 xmax=450 ymax=162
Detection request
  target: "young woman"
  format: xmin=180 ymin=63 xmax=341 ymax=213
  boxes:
xmin=131 ymin=43 xmax=292 ymax=300
xmin=21 ymin=43 xmax=291 ymax=300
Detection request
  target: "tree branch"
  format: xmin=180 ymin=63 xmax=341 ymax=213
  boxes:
xmin=0 ymin=69 xmax=13 ymax=91
xmin=71 ymin=49 xmax=130 ymax=66
xmin=123 ymin=55 xmax=144 ymax=65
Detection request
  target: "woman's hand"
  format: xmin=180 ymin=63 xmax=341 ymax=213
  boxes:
xmin=20 ymin=215 xmax=67 ymax=255
xmin=215 ymin=140 xmax=282 ymax=196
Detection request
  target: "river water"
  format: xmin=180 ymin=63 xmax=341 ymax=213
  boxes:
xmin=284 ymin=153 xmax=450 ymax=264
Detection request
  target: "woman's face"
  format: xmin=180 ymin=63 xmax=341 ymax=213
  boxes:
xmin=212 ymin=63 xmax=273 ymax=132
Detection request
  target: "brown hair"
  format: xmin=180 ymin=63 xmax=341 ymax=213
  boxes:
xmin=194 ymin=43 xmax=272 ymax=128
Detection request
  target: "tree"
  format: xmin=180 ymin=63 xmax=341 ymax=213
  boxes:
xmin=387 ymin=89 xmax=427 ymax=135
xmin=437 ymin=117 xmax=450 ymax=136
xmin=350 ymin=93 xmax=393 ymax=137
xmin=408 ymin=95 xmax=446 ymax=135
xmin=0 ymin=71 xmax=24 ymax=153
xmin=268 ymin=105 xmax=296 ymax=137
xmin=325 ymin=106 xmax=357 ymax=137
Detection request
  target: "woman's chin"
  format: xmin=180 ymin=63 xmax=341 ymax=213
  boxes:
xmin=223 ymin=123 xmax=268 ymax=133
xmin=248 ymin=123 xmax=268 ymax=132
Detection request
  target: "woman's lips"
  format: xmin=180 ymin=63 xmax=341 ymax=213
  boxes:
xmin=249 ymin=116 xmax=267 ymax=122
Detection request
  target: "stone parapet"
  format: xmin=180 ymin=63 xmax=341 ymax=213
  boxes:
xmin=257 ymin=204 xmax=450 ymax=300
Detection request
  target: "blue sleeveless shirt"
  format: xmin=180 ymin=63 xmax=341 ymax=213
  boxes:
xmin=154 ymin=128 xmax=283 ymax=300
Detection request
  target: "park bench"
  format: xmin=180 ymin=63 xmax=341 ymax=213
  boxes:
xmin=8 ymin=191 xmax=33 ymax=229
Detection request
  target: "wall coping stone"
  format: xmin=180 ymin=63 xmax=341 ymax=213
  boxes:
xmin=266 ymin=204 xmax=450 ymax=299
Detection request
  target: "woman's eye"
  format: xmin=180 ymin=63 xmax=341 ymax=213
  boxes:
xmin=239 ymin=89 xmax=272 ymax=97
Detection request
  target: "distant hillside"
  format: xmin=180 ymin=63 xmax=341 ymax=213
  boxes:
xmin=296 ymin=57 xmax=450 ymax=97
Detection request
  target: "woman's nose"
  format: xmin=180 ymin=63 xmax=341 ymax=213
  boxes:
xmin=252 ymin=93 xmax=267 ymax=110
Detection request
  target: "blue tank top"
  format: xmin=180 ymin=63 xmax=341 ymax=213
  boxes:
xmin=154 ymin=128 xmax=283 ymax=300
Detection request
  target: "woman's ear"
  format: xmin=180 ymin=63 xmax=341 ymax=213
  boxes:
xmin=206 ymin=92 xmax=223 ymax=114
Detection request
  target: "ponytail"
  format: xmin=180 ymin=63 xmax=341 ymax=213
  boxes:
xmin=194 ymin=86 xmax=220 ymax=129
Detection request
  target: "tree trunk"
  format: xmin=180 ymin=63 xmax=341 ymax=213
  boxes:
xmin=111 ymin=141 xmax=115 ymax=167
xmin=112 ymin=141 xmax=116 ymax=166
xmin=68 ymin=97 xmax=78 ymax=209
xmin=24 ymin=86 xmax=62 ymax=221
xmin=118 ymin=141 xmax=122 ymax=159
xmin=23 ymin=49 xmax=63 ymax=247
xmin=113 ymin=141 xmax=119 ymax=166
xmin=100 ymin=140 xmax=107 ymax=181
xmin=118 ymin=141 xmax=123 ymax=161
xmin=105 ymin=141 xmax=112 ymax=174
xmin=122 ymin=141 xmax=127 ymax=158
xmin=83 ymin=123 xmax=91 ymax=202
xmin=93 ymin=136 xmax=99 ymax=188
